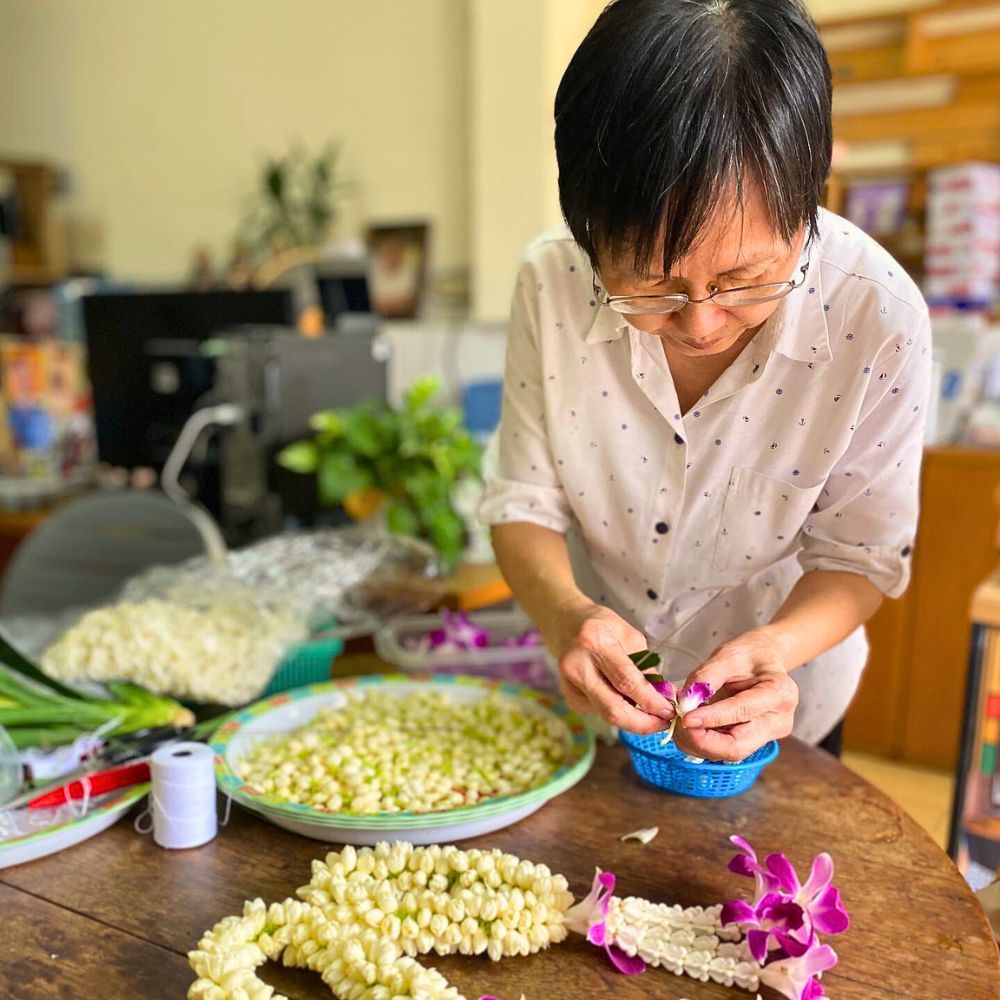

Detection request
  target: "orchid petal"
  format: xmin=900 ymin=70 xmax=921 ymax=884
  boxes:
xmin=773 ymin=928 xmax=814 ymax=959
xmin=620 ymin=827 xmax=659 ymax=844
xmin=587 ymin=921 xmax=607 ymax=947
xmin=746 ymin=928 xmax=771 ymax=963
xmin=765 ymin=852 xmax=802 ymax=894
xmin=808 ymin=885 xmax=850 ymax=936
xmin=799 ymin=943 xmax=838 ymax=978
xmin=758 ymin=944 xmax=839 ymax=1000
xmin=721 ymin=899 xmax=756 ymax=926
xmin=565 ymin=868 xmax=615 ymax=934
xmin=649 ymin=679 xmax=676 ymax=701
xmin=800 ymin=852 xmax=834 ymax=899
xmin=606 ymin=943 xmax=646 ymax=975
xmin=728 ymin=855 xmax=758 ymax=879
xmin=731 ymin=835 xmax=759 ymax=858
xmin=802 ymin=977 xmax=826 ymax=1000
xmin=677 ymin=682 xmax=713 ymax=715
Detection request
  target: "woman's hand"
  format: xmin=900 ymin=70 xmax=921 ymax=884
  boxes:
xmin=549 ymin=601 xmax=674 ymax=735
xmin=672 ymin=629 xmax=799 ymax=761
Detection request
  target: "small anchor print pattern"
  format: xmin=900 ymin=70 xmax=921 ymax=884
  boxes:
xmin=480 ymin=211 xmax=932 ymax=746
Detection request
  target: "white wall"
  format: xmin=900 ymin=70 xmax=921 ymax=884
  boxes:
xmin=468 ymin=0 xmax=606 ymax=322
xmin=0 ymin=0 xmax=469 ymax=281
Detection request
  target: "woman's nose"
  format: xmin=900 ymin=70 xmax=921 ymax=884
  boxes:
xmin=675 ymin=303 xmax=728 ymax=340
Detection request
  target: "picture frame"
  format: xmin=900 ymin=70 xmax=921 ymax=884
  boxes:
xmin=366 ymin=221 xmax=429 ymax=320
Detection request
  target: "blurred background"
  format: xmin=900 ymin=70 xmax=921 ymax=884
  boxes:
xmin=3 ymin=0 xmax=1000 ymax=883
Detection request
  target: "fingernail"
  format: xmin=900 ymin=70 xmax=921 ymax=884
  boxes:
xmin=685 ymin=715 xmax=703 ymax=727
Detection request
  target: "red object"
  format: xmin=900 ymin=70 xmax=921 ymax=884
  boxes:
xmin=987 ymin=694 xmax=1000 ymax=719
xmin=26 ymin=760 xmax=151 ymax=810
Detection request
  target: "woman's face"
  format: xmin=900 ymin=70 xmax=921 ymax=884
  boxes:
xmin=596 ymin=193 xmax=805 ymax=359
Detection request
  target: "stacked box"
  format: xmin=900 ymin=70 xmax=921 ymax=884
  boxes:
xmin=924 ymin=162 xmax=1000 ymax=305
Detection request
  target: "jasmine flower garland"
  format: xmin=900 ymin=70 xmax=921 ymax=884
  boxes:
xmin=188 ymin=838 xmax=849 ymax=1000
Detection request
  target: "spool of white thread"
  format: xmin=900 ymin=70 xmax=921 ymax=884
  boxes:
xmin=149 ymin=741 xmax=217 ymax=849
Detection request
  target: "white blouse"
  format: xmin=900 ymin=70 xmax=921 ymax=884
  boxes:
xmin=480 ymin=209 xmax=932 ymax=744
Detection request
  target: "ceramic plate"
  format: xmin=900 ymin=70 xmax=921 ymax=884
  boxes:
xmin=0 ymin=784 xmax=149 ymax=869
xmin=211 ymin=674 xmax=594 ymax=843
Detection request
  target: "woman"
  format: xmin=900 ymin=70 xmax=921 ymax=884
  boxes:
xmin=480 ymin=0 xmax=931 ymax=761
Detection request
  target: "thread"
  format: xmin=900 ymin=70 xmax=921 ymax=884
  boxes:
xmin=146 ymin=741 xmax=217 ymax=849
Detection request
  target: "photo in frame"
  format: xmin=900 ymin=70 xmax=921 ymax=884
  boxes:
xmin=366 ymin=221 xmax=429 ymax=319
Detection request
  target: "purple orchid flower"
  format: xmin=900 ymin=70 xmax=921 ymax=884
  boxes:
xmin=501 ymin=627 xmax=543 ymax=648
xmin=425 ymin=610 xmax=490 ymax=651
xmin=721 ymin=893 xmax=813 ymax=962
xmin=726 ymin=838 xmax=849 ymax=937
xmin=756 ymin=943 xmax=838 ymax=1000
xmin=565 ymin=869 xmax=646 ymax=976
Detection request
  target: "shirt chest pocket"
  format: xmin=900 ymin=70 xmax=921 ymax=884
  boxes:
xmin=712 ymin=467 xmax=825 ymax=576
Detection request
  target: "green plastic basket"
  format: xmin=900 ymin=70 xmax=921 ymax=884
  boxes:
xmin=262 ymin=635 xmax=344 ymax=697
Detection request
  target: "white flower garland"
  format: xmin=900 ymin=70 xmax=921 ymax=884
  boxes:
xmin=188 ymin=842 xmax=763 ymax=1000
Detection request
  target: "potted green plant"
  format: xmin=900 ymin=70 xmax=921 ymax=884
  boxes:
xmin=238 ymin=141 xmax=348 ymax=265
xmin=277 ymin=378 xmax=482 ymax=568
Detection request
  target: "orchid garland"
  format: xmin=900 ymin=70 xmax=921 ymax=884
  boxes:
xmin=573 ymin=834 xmax=850 ymax=1000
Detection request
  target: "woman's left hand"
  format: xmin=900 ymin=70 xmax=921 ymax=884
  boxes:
xmin=672 ymin=629 xmax=799 ymax=762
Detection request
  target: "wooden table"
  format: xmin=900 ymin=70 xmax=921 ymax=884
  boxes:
xmin=1 ymin=740 xmax=997 ymax=1000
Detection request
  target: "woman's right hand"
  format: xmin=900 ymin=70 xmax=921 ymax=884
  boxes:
xmin=548 ymin=600 xmax=674 ymax=734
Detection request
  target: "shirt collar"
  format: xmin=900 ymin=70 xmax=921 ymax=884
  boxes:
xmin=769 ymin=243 xmax=832 ymax=364
xmin=582 ymin=241 xmax=831 ymax=363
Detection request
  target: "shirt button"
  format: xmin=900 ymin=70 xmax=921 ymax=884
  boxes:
xmin=647 ymin=589 xmax=658 ymax=600
xmin=655 ymin=522 xmax=669 ymax=534
xmin=674 ymin=433 xmax=684 ymax=445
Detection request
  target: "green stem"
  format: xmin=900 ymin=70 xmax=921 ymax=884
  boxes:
xmin=5 ymin=725 xmax=89 ymax=749
xmin=0 ymin=631 xmax=98 ymax=702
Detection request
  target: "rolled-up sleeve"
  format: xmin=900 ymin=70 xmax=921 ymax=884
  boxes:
xmin=798 ymin=307 xmax=932 ymax=597
xmin=478 ymin=263 xmax=573 ymax=533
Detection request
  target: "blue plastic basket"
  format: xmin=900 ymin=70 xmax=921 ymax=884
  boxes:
xmin=262 ymin=636 xmax=345 ymax=697
xmin=619 ymin=729 xmax=779 ymax=798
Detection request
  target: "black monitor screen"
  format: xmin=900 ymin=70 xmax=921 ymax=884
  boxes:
xmin=83 ymin=289 xmax=293 ymax=469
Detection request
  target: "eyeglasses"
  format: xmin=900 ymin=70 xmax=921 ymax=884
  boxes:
xmin=592 ymin=264 xmax=810 ymax=315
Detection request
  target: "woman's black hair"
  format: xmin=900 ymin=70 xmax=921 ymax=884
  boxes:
xmin=554 ymin=0 xmax=832 ymax=275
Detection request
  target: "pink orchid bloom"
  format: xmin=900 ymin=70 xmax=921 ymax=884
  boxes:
xmin=721 ymin=892 xmax=813 ymax=962
xmin=763 ymin=851 xmax=850 ymax=937
xmin=427 ymin=610 xmax=490 ymax=651
xmin=726 ymin=838 xmax=849 ymax=938
xmin=565 ymin=869 xmax=646 ymax=976
xmin=756 ymin=943 xmax=838 ymax=1000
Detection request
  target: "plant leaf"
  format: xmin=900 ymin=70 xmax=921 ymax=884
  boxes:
xmin=318 ymin=451 xmax=373 ymax=506
xmin=277 ymin=440 xmax=320 ymax=474
xmin=629 ymin=650 xmax=661 ymax=671
xmin=386 ymin=499 xmax=421 ymax=537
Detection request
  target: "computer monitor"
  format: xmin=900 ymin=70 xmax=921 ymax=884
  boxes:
xmin=82 ymin=289 xmax=294 ymax=470
xmin=315 ymin=260 xmax=371 ymax=322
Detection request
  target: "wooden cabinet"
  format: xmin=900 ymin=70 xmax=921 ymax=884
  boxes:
xmin=845 ymin=447 xmax=1000 ymax=767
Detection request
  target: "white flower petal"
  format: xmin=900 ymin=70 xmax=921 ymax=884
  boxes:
xmin=620 ymin=826 xmax=659 ymax=844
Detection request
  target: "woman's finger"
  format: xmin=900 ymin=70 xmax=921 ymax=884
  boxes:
xmin=677 ymin=717 xmax=769 ymax=762
xmin=580 ymin=630 xmax=673 ymax=720
xmin=682 ymin=682 xmax=783 ymax=730
xmin=579 ymin=668 xmax=668 ymax=735
xmin=559 ymin=674 xmax=592 ymax=716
